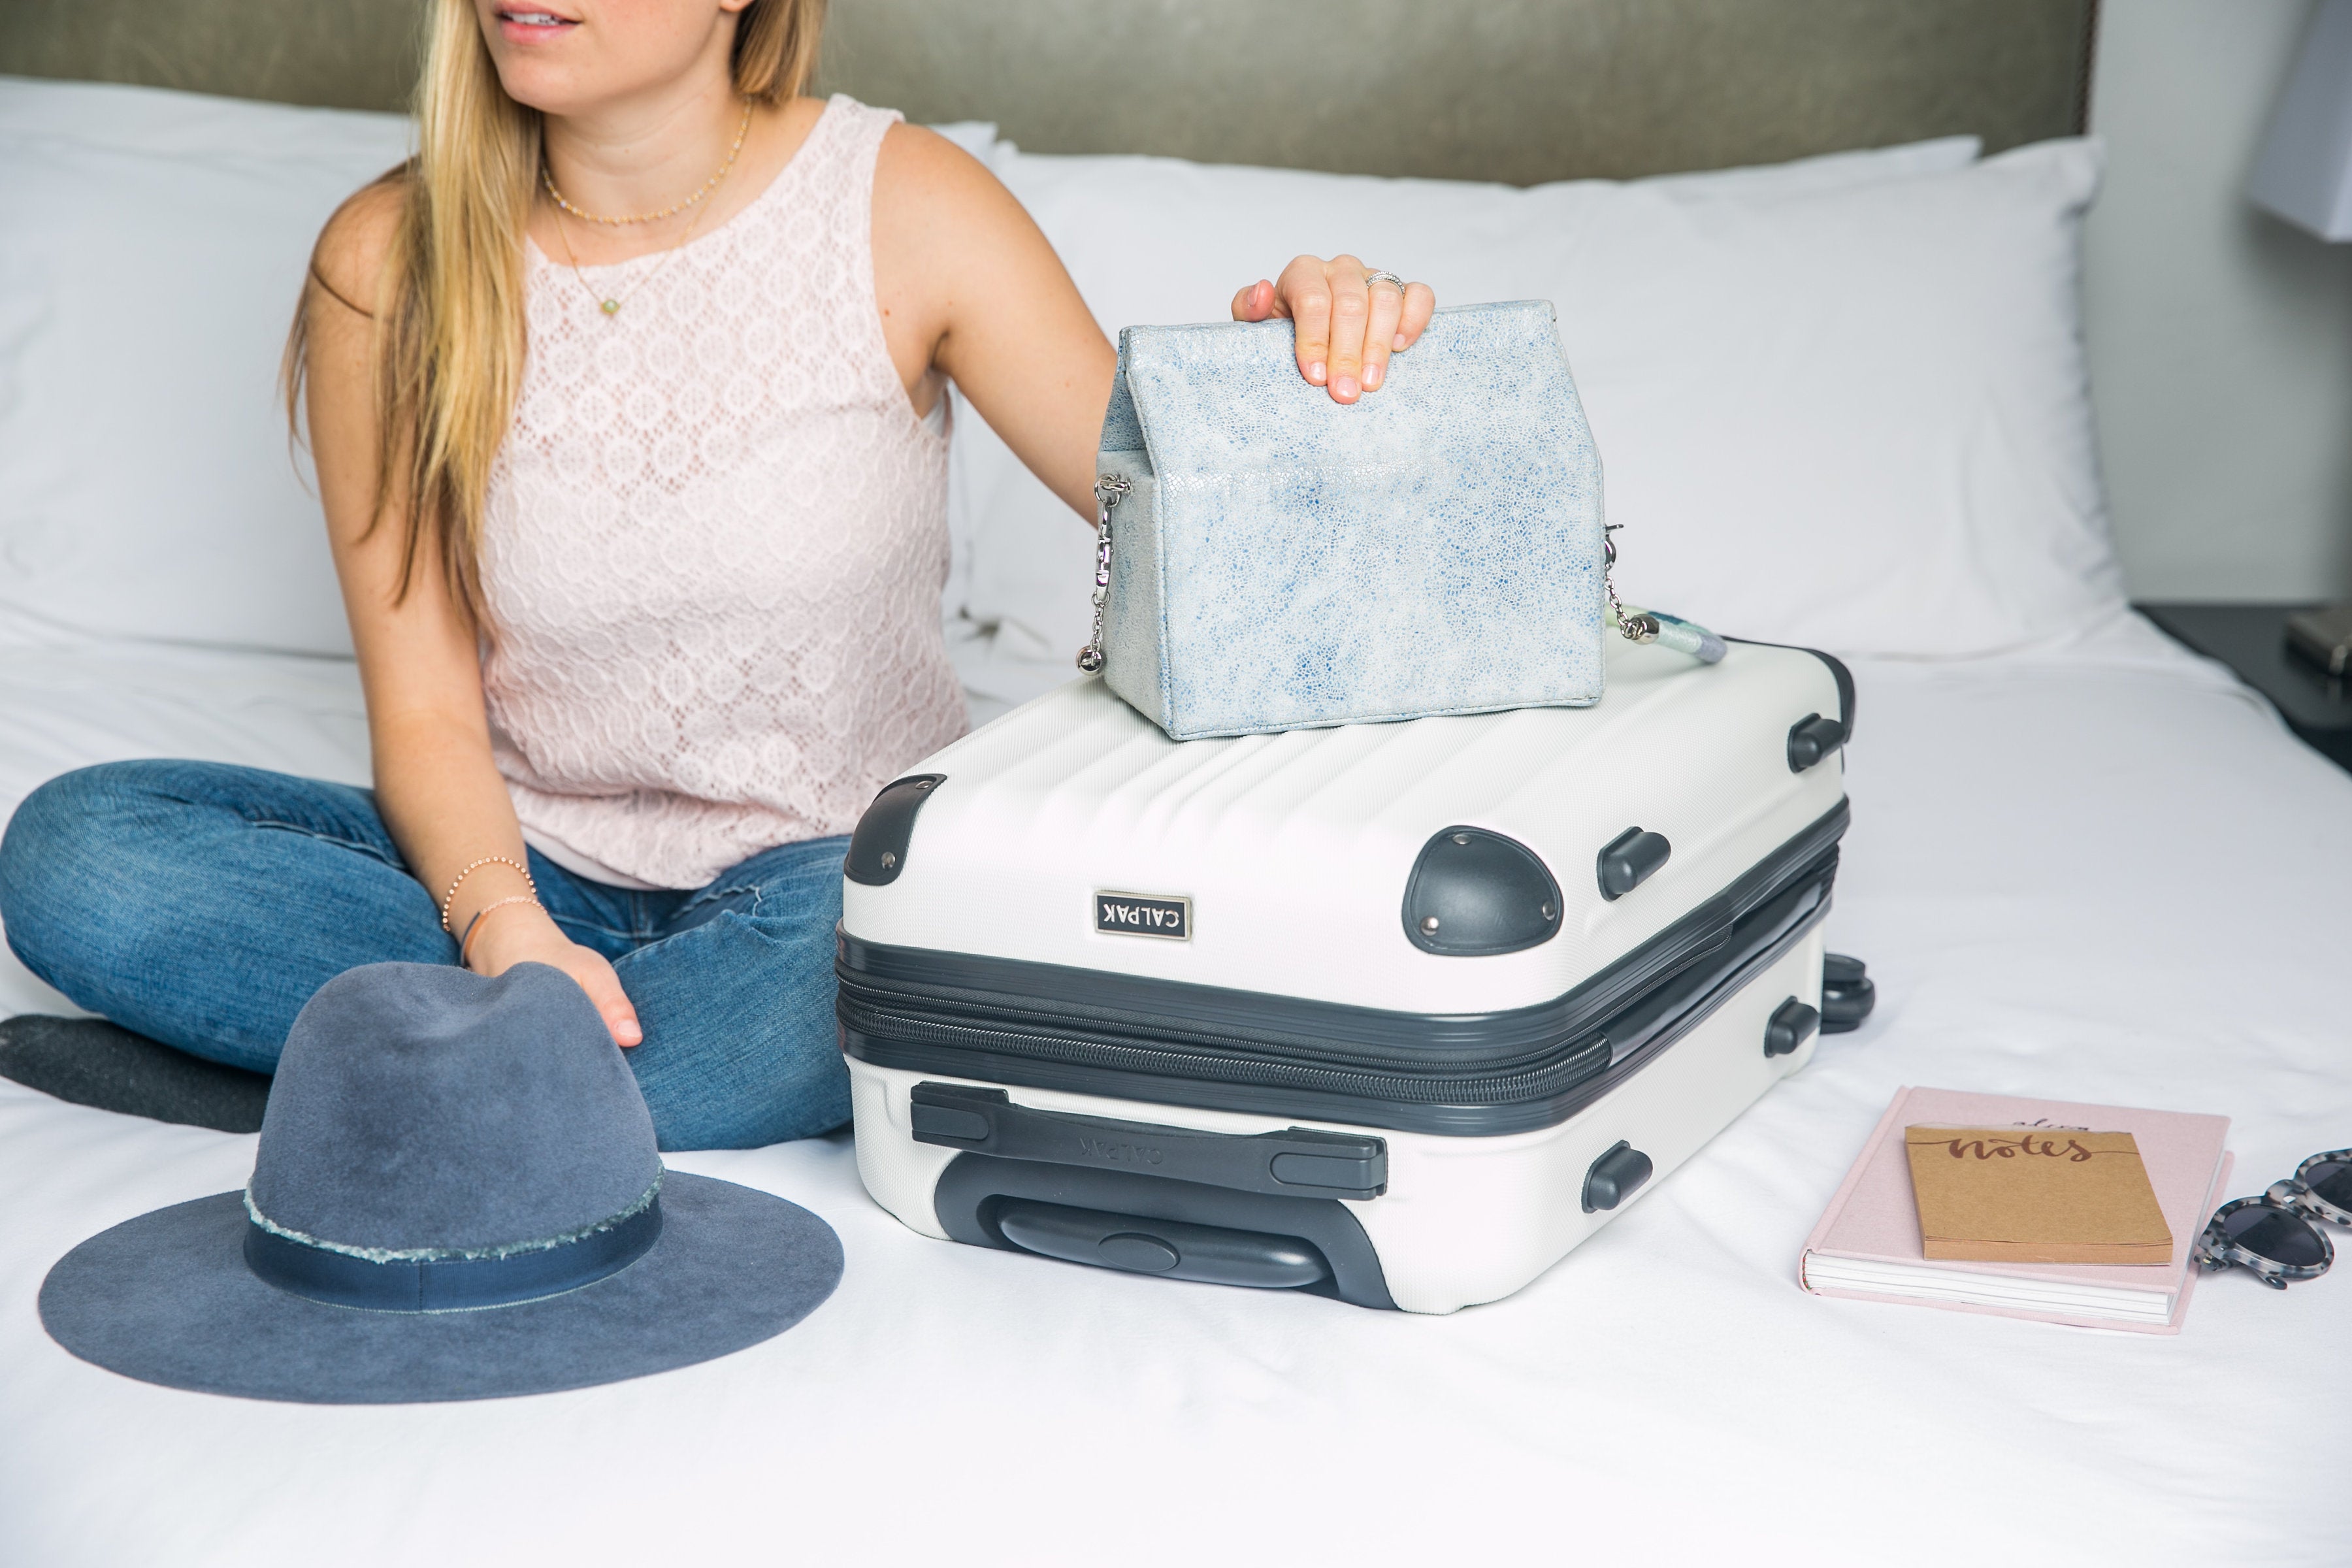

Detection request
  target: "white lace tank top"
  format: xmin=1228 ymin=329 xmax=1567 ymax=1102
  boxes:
xmin=480 ymin=97 xmax=966 ymax=890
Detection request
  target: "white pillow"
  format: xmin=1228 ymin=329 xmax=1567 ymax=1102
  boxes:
xmin=1627 ymin=134 xmax=1981 ymax=196
xmin=949 ymin=133 xmax=2122 ymax=677
xmin=0 ymin=78 xmax=411 ymax=656
xmin=1552 ymin=142 xmax=2122 ymax=656
xmin=0 ymin=75 xmax=1002 ymax=659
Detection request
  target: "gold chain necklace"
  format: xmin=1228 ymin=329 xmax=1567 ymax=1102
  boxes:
xmin=542 ymin=98 xmax=755 ymax=226
xmin=544 ymin=101 xmax=753 ymax=319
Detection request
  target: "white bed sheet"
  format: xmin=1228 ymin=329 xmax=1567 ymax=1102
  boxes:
xmin=3 ymin=612 xmax=2349 ymax=1566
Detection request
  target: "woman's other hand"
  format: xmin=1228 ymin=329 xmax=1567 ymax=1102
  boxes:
xmin=468 ymin=904 xmax=644 ymax=1049
xmin=1232 ymin=255 xmax=1436 ymax=404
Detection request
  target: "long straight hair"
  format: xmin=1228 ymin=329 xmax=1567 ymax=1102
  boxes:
xmin=286 ymin=0 xmax=826 ymax=624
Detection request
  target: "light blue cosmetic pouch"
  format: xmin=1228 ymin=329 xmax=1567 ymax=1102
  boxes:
xmin=1082 ymin=300 xmax=1716 ymax=740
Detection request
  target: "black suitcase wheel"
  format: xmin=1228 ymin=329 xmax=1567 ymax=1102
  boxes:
xmin=1821 ymin=953 xmax=1876 ymax=1034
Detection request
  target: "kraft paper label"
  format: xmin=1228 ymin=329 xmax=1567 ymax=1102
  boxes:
xmin=1903 ymin=1126 xmax=2174 ymax=1266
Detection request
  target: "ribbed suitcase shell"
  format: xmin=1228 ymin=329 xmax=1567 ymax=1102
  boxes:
xmin=837 ymin=638 xmax=1852 ymax=1311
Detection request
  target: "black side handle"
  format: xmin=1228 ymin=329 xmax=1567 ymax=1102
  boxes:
xmin=1597 ymin=827 xmax=1671 ymax=900
xmin=1763 ymin=996 xmax=1821 ymax=1058
xmin=845 ymin=774 xmax=945 ymax=885
xmin=1582 ymin=1141 xmax=1654 ymax=1212
xmin=934 ymin=1153 xmax=1397 ymax=1309
xmin=909 ymin=1083 xmax=1388 ymax=1200
xmin=994 ymin=1200 xmax=1331 ymax=1290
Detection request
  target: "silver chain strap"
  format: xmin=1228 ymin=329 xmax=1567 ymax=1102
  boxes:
xmin=1604 ymin=524 xmax=1658 ymax=644
xmin=1075 ymin=474 xmax=1128 ymax=674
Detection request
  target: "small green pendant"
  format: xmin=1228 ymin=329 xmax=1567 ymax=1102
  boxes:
xmin=599 ymin=299 xmax=621 ymax=316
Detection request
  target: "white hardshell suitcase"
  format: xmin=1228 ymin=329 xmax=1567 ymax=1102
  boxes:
xmin=836 ymin=637 xmax=1855 ymax=1313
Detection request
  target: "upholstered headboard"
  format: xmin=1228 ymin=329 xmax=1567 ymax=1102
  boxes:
xmin=0 ymin=0 xmax=2095 ymax=184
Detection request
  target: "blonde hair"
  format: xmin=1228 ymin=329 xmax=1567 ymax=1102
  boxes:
xmin=287 ymin=0 xmax=826 ymax=622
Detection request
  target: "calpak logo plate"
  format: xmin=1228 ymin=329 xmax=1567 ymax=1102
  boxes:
xmin=1094 ymin=891 xmax=1191 ymax=941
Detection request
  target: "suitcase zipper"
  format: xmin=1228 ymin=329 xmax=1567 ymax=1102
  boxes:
xmin=840 ymin=803 xmax=1844 ymax=1061
xmin=842 ymin=861 xmax=1830 ymax=1134
xmin=839 ymin=993 xmax=1615 ymax=1107
xmin=838 ymin=805 xmax=1844 ymax=1125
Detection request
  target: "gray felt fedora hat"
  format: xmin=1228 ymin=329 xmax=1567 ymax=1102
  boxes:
xmin=39 ymin=961 xmax=842 ymax=1404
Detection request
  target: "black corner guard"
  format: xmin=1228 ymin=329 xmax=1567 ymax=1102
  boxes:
xmin=911 ymin=1082 xmax=1388 ymax=1200
xmin=1401 ymin=826 xmax=1564 ymax=956
xmin=844 ymin=774 xmax=945 ymax=885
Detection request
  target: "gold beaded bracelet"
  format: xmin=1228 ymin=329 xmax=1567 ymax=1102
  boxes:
xmin=460 ymin=896 xmax=544 ymax=970
xmin=439 ymin=856 xmax=537 ymax=934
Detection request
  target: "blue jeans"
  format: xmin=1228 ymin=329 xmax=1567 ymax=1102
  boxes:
xmin=0 ymin=760 xmax=852 ymax=1151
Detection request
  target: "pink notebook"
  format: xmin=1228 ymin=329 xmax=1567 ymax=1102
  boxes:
xmin=1799 ymin=1087 xmax=2233 ymax=1334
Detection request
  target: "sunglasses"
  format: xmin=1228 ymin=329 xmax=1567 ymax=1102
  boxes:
xmin=2193 ymin=1150 xmax=2352 ymax=1289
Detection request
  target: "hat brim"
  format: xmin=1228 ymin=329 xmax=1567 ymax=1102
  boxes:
xmin=38 ymin=1172 xmax=841 ymax=1405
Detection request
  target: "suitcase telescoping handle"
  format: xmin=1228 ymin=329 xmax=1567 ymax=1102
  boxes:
xmin=908 ymin=1083 xmax=1388 ymax=1201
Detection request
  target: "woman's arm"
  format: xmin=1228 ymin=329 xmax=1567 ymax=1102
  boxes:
xmin=304 ymin=184 xmax=642 ymax=1047
xmin=870 ymin=127 xmax=1110 ymax=516
xmin=870 ymin=127 xmax=1435 ymax=518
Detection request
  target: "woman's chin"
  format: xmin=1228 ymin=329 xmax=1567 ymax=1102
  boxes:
xmin=491 ymin=55 xmax=708 ymax=123
xmin=488 ymin=61 xmax=601 ymax=120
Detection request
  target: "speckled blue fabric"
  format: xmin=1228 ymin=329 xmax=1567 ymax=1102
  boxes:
xmin=1096 ymin=301 xmax=1605 ymax=739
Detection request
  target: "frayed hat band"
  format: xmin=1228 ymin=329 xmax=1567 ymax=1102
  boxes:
xmin=242 ymin=1198 xmax=663 ymax=1313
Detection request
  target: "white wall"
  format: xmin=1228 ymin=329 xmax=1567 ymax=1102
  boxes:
xmin=2085 ymin=0 xmax=2352 ymax=602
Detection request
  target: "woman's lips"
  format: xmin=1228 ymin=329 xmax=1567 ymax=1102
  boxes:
xmin=497 ymin=8 xmax=580 ymax=42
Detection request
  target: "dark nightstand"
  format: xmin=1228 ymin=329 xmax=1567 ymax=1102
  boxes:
xmin=2138 ymin=602 xmax=2352 ymax=772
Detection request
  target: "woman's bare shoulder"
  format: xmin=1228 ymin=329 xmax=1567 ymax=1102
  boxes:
xmin=874 ymin=121 xmax=1017 ymax=221
xmin=310 ymin=171 xmax=411 ymax=317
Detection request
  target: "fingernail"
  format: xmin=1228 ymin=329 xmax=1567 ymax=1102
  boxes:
xmin=1394 ymin=333 xmax=1407 ymax=351
xmin=1362 ymin=362 xmax=1382 ymax=389
xmin=618 ymin=1023 xmax=642 ymax=1045
xmin=1307 ymin=361 xmax=1326 ymax=384
xmin=1334 ymin=374 xmax=1358 ymax=398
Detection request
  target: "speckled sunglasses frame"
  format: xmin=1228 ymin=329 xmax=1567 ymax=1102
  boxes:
xmin=2193 ymin=1149 xmax=2352 ymax=1290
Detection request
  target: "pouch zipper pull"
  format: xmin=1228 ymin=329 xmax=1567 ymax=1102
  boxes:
xmin=1076 ymin=474 xmax=1128 ymax=674
xmin=1605 ymin=524 xmax=1725 ymax=664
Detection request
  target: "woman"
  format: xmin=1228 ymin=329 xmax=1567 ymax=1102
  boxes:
xmin=0 ymin=0 xmax=1434 ymax=1149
